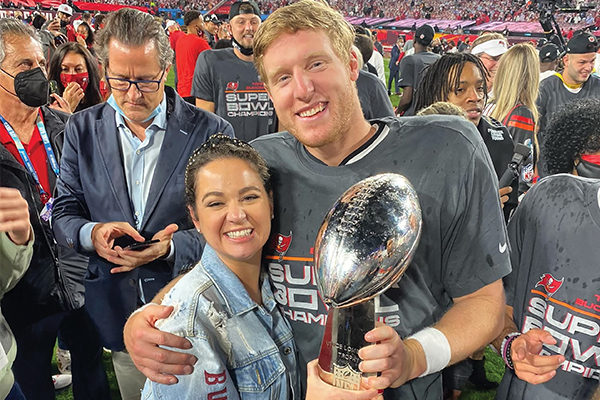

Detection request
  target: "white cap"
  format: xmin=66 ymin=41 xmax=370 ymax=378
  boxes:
xmin=471 ymin=39 xmax=508 ymax=57
xmin=73 ymin=20 xmax=82 ymax=30
xmin=165 ymin=20 xmax=177 ymax=30
xmin=57 ymin=4 xmax=73 ymax=16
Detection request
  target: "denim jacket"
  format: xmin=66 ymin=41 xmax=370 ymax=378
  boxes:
xmin=142 ymin=245 xmax=300 ymax=400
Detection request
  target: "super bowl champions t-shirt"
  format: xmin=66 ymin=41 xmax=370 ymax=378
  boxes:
xmin=192 ymin=48 xmax=276 ymax=141
xmin=251 ymin=115 xmax=511 ymax=399
xmin=497 ymin=174 xmax=600 ymax=400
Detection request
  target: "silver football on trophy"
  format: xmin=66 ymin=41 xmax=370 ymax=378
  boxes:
xmin=314 ymin=173 xmax=422 ymax=308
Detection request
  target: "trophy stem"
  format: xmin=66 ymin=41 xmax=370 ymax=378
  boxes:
xmin=317 ymin=299 xmax=375 ymax=390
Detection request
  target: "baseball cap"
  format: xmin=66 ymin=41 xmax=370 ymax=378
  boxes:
xmin=229 ymin=1 xmax=260 ymax=21
xmin=539 ymin=43 xmax=561 ymax=62
xmin=471 ymin=38 xmax=508 ymax=57
xmin=566 ymin=32 xmax=598 ymax=54
xmin=414 ymin=24 xmax=434 ymax=46
xmin=57 ymin=4 xmax=73 ymax=16
xmin=165 ymin=20 xmax=177 ymax=30
xmin=204 ymin=14 xmax=221 ymax=24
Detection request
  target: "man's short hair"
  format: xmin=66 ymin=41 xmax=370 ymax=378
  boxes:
xmin=354 ymin=34 xmax=373 ymax=65
xmin=253 ymin=0 xmax=354 ymax=85
xmin=544 ymin=98 xmax=600 ymax=174
xmin=95 ymin=8 xmax=174 ymax=70
xmin=183 ymin=10 xmax=200 ymax=27
xmin=0 ymin=18 xmax=41 ymax=66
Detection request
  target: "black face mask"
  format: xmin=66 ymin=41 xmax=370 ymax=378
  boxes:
xmin=576 ymin=159 xmax=600 ymax=179
xmin=0 ymin=67 xmax=49 ymax=107
xmin=60 ymin=19 xmax=68 ymax=28
xmin=231 ymin=36 xmax=253 ymax=56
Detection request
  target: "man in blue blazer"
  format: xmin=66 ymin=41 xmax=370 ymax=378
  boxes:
xmin=52 ymin=9 xmax=233 ymax=399
xmin=388 ymin=35 xmax=404 ymax=95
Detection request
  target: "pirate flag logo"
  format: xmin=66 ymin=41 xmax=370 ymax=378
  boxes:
xmin=535 ymin=273 xmax=564 ymax=297
xmin=272 ymin=231 xmax=292 ymax=261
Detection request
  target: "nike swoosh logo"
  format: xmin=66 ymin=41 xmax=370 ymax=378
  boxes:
xmin=499 ymin=242 xmax=507 ymax=253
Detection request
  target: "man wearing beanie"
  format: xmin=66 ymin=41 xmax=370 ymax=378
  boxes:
xmin=537 ymin=31 xmax=600 ymax=176
xmin=396 ymin=24 xmax=440 ymax=116
xmin=191 ymin=0 xmax=276 ymax=141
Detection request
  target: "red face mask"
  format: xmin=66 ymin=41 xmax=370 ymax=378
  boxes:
xmin=60 ymin=72 xmax=89 ymax=92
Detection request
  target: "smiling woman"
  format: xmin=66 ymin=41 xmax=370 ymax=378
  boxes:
xmin=141 ymin=134 xmax=301 ymax=400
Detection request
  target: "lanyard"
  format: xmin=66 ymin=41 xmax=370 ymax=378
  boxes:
xmin=0 ymin=110 xmax=59 ymax=199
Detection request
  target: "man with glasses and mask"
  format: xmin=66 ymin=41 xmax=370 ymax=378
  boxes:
xmin=52 ymin=8 xmax=233 ymax=399
xmin=191 ymin=0 xmax=276 ymax=141
xmin=0 ymin=18 xmax=110 ymax=400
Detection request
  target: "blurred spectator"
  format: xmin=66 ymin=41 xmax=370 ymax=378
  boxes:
xmin=48 ymin=42 xmax=103 ymax=112
xmin=203 ymin=13 xmax=221 ymax=48
xmin=76 ymin=21 xmax=95 ymax=55
xmin=388 ymin=35 xmax=405 ymax=95
xmin=176 ymin=11 xmax=210 ymax=102
xmin=471 ymin=33 xmax=508 ymax=95
xmin=396 ymin=24 xmax=439 ymax=115
xmin=56 ymin=4 xmax=76 ymax=42
xmin=538 ymin=43 xmax=561 ymax=81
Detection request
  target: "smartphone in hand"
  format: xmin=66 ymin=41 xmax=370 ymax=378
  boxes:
xmin=123 ymin=239 xmax=160 ymax=251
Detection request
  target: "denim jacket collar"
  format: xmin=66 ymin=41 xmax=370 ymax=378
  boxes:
xmin=201 ymin=245 xmax=277 ymax=316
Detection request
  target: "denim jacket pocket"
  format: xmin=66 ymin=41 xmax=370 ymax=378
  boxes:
xmin=233 ymin=349 xmax=286 ymax=398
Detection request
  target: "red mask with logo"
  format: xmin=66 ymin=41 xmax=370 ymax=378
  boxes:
xmin=60 ymin=72 xmax=89 ymax=92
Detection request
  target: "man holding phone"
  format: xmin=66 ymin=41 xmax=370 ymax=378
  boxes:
xmin=52 ymin=9 xmax=233 ymax=399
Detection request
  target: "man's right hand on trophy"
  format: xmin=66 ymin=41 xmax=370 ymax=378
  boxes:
xmin=306 ymin=359 xmax=382 ymax=400
xmin=358 ymin=324 xmax=426 ymax=390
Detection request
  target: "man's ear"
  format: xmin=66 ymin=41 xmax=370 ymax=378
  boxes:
xmin=349 ymin=48 xmax=360 ymax=82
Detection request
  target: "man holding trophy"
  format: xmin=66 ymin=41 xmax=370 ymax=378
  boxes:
xmin=123 ymin=1 xmax=511 ymax=398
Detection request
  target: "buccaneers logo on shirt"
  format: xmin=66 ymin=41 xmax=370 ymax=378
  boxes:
xmin=536 ymin=273 xmax=564 ymax=296
xmin=226 ymin=81 xmax=239 ymax=92
xmin=271 ymin=231 xmax=292 ymax=261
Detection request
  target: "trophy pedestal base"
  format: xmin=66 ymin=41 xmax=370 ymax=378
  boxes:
xmin=317 ymin=300 xmax=375 ymax=390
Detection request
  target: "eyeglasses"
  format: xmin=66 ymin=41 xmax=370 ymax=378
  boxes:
xmin=479 ymin=54 xmax=502 ymax=63
xmin=106 ymin=69 xmax=166 ymax=93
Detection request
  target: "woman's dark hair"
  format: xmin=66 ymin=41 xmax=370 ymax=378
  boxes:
xmin=543 ymin=98 xmax=600 ymax=174
xmin=184 ymin=134 xmax=271 ymax=212
xmin=47 ymin=42 xmax=103 ymax=111
xmin=77 ymin=21 xmax=95 ymax=48
xmin=414 ymin=53 xmax=488 ymax=113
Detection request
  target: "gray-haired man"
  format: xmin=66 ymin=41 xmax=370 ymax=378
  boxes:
xmin=51 ymin=8 xmax=233 ymax=399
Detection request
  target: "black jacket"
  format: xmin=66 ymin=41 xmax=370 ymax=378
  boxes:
xmin=0 ymin=106 xmax=87 ymax=328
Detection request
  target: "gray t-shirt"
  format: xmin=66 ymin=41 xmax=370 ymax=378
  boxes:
xmin=397 ymin=51 xmax=441 ymax=116
xmin=251 ymin=115 xmax=511 ymax=399
xmin=192 ymin=48 xmax=276 ymax=141
xmin=537 ymin=74 xmax=600 ymax=176
xmin=497 ymin=174 xmax=600 ymax=400
xmin=356 ymin=70 xmax=395 ymax=120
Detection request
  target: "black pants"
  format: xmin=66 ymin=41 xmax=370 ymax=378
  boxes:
xmin=11 ymin=307 xmax=109 ymax=400
xmin=388 ymin=68 xmax=400 ymax=94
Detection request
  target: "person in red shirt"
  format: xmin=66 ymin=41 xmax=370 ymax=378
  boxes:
xmin=166 ymin=19 xmax=183 ymax=50
xmin=175 ymin=11 xmax=210 ymax=103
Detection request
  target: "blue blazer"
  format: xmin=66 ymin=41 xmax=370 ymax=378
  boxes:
xmin=53 ymin=87 xmax=234 ymax=349
xmin=390 ymin=44 xmax=401 ymax=73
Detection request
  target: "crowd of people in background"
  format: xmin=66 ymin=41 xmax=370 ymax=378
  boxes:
xmin=3 ymin=0 xmax=600 ymax=27
xmin=2 ymin=0 xmax=600 ymax=400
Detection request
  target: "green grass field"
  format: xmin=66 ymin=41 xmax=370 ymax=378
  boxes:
xmin=54 ymin=57 xmax=505 ymax=400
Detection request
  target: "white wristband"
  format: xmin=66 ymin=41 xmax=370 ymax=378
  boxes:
xmin=407 ymin=327 xmax=451 ymax=377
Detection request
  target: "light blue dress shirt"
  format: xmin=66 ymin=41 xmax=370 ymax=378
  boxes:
xmin=79 ymin=97 xmax=168 ymax=249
